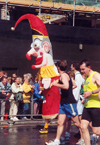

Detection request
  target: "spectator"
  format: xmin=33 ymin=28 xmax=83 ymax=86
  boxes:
xmin=20 ymin=77 xmax=23 ymax=85
xmin=29 ymin=74 xmax=34 ymax=85
xmin=7 ymin=77 xmax=12 ymax=84
xmin=33 ymin=75 xmax=43 ymax=116
xmin=11 ymin=73 xmax=17 ymax=84
xmin=0 ymin=76 xmax=11 ymax=120
xmin=9 ymin=77 xmax=23 ymax=121
xmin=0 ymin=70 xmax=4 ymax=82
xmin=23 ymin=74 xmax=26 ymax=81
xmin=3 ymin=71 xmax=8 ymax=77
xmin=22 ymin=73 xmax=34 ymax=120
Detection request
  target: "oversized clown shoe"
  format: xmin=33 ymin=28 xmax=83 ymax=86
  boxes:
xmin=11 ymin=14 xmax=61 ymax=120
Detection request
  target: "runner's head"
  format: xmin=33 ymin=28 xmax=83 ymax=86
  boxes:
xmin=80 ymin=59 xmax=91 ymax=77
xmin=56 ymin=60 xmax=67 ymax=72
xmin=70 ymin=61 xmax=79 ymax=71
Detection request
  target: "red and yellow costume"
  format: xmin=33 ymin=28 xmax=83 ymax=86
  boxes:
xmin=11 ymin=14 xmax=61 ymax=120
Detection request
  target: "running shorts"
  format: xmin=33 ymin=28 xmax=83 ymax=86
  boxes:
xmin=77 ymin=99 xmax=84 ymax=116
xmin=59 ymin=103 xmax=78 ymax=117
xmin=82 ymin=107 xmax=100 ymax=127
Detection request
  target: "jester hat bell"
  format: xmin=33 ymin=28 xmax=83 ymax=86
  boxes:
xmin=11 ymin=14 xmax=49 ymax=39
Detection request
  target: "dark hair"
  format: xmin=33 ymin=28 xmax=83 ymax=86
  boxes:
xmin=3 ymin=71 xmax=8 ymax=75
xmin=80 ymin=59 xmax=90 ymax=67
xmin=2 ymin=76 xmax=7 ymax=81
xmin=34 ymin=74 xmax=38 ymax=83
xmin=71 ymin=61 xmax=79 ymax=71
xmin=57 ymin=60 xmax=67 ymax=71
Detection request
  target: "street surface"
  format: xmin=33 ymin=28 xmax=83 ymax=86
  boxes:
xmin=0 ymin=120 xmax=100 ymax=145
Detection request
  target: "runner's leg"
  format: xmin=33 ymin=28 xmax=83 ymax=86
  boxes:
xmin=81 ymin=119 xmax=90 ymax=145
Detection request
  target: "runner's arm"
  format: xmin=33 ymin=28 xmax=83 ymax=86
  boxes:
xmin=71 ymin=78 xmax=77 ymax=89
xmin=52 ymin=73 xmax=69 ymax=90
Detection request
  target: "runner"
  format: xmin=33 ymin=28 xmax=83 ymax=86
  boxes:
xmin=45 ymin=60 xmax=81 ymax=145
xmin=80 ymin=59 xmax=100 ymax=145
xmin=71 ymin=61 xmax=84 ymax=144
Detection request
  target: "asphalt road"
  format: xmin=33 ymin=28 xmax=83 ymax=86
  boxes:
xmin=0 ymin=120 xmax=100 ymax=145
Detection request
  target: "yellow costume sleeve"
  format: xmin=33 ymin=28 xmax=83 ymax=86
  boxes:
xmin=38 ymin=65 xmax=59 ymax=80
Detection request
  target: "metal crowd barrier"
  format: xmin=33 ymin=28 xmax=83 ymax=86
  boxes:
xmin=0 ymin=94 xmax=43 ymax=123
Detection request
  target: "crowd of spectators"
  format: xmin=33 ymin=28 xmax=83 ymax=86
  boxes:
xmin=0 ymin=71 xmax=43 ymax=121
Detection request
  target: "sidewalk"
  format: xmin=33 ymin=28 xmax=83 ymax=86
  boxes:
xmin=0 ymin=118 xmax=57 ymax=126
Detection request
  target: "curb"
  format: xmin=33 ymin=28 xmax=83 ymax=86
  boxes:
xmin=0 ymin=119 xmax=57 ymax=126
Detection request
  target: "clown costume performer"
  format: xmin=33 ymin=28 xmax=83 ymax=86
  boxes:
xmin=11 ymin=14 xmax=61 ymax=133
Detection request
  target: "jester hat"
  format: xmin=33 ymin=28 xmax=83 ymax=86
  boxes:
xmin=11 ymin=14 xmax=49 ymax=39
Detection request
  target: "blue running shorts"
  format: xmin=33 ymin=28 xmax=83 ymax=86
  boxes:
xmin=59 ymin=103 xmax=78 ymax=117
